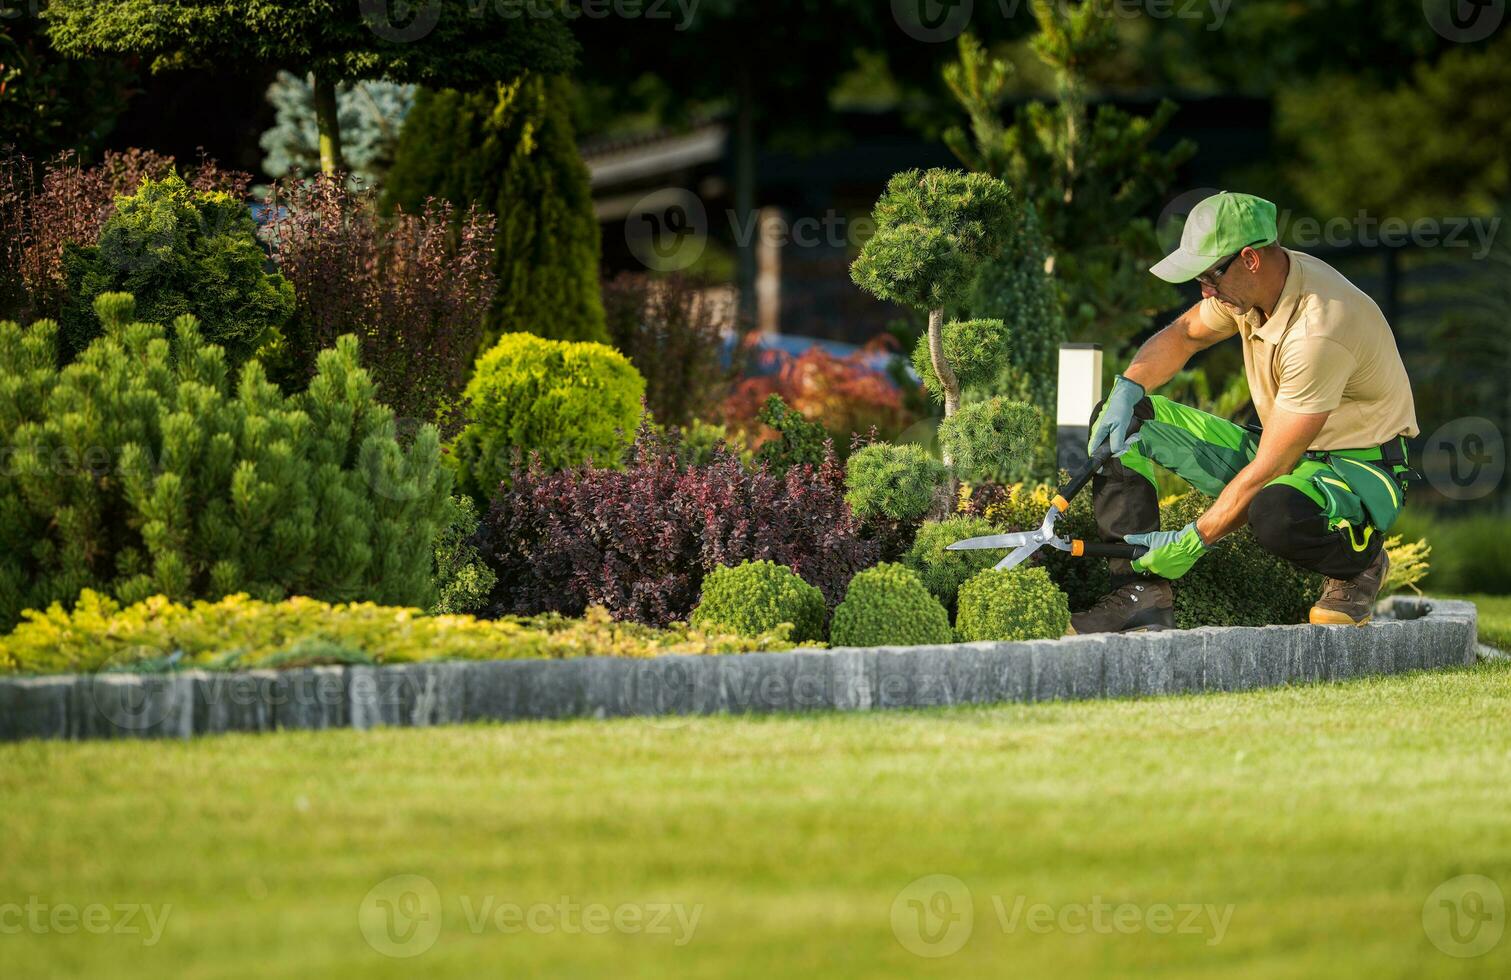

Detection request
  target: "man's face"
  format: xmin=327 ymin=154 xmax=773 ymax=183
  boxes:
xmin=1198 ymin=248 xmax=1258 ymax=314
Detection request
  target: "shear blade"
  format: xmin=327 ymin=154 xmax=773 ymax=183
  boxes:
xmin=946 ymin=532 xmax=1039 ymax=551
xmin=993 ymin=544 xmax=1039 ymax=571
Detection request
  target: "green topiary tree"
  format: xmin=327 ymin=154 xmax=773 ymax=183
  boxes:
xmin=59 ymin=175 xmax=295 ymax=367
xmin=690 ymin=560 xmax=826 ymax=644
xmin=829 ymin=563 xmax=952 ymax=648
xmin=384 ymin=75 xmax=606 ymax=345
xmin=844 ymin=443 xmax=948 ymax=524
xmin=904 ymin=516 xmax=1001 ymax=612
xmin=449 ymin=332 xmax=646 ymax=503
xmin=0 ymin=292 xmax=453 ymax=631
xmin=44 ymin=0 xmax=576 ymax=175
xmin=955 ymin=566 xmax=1071 ymax=642
xmin=937 ymin=398 xmax=1041 ymax=486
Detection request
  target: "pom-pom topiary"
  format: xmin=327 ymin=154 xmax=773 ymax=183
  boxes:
xmin=904 ymin=516 xmax=1002 ymax=611
xmin=449 ymin=331 xmax=646 ymax=501
xmin=845 ymin=443 xmax=946 ymax=522
xmin=937 ymin=398 xmax=1042 ymax=485
xmin=830 ymin=562 xmax=952 ymax=648
xmin=911 ymin=318 xmax=1009 ymax=403
xmin=955 ymin=566 xmax=1070 ymax=642
xmin=689 ymin=560 xmax=826 ymax=644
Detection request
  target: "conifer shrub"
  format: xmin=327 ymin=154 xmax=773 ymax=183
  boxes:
xmin=59 ymin=175 xmax=294 ymax=365
xmin=449 ymin=332 xmax=646 ymax=501
xmin=829 ymin=562 xmax=952 ymax=648
xmin=955 ymin=567 xmax=1070 ymax=642
xmin=904 ymin=516 xmax=1002 ymax=611
xmin=476 ymin=422 xmax=875 ymax=626
xmin=1160 ymin=490 xmax=1321 ymax=628
xmin=937 ymin=398 xmax=1042 ymax=485
xmin=690 ymin=560 xmax=826 ymax=643
xmin=977 ymin=478 xmax=1108 ymax=612
xmin=0 ymin=593 xmax=806 ymax=676
xmin=845 ymin=443 xmax=947 ymax=523
xmin=429 ymin=495 xmax=497 ymax=616
xmin=0 ymin=293 xmax=452 ymax=631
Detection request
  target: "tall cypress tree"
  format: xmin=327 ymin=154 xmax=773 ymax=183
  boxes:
xmin=385 ymin=75 xmax=606 ymax=346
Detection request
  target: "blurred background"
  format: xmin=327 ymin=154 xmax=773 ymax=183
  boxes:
xmin=3 ymin=0 xmax=1506 ymax=590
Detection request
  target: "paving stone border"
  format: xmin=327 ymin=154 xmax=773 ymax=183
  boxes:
xmin=0 ymin=596 xmax=1479 ymax=742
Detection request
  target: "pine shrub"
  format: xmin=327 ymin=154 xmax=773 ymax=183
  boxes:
xmin=0 ymin=293 xmax=452 ymax=631
xmin=429 ymin=495 xmax=497 ymax=616
xmin=385 ymin=75 xmax=607 ymax=345
xmin=904 ymin=516 xmax=1001 ymax=611
xmin=690 ymin=560 xmax=826 ymax=643
xmin=59 ymin=175 xmax=294 ymax=366
xmin=955 ymin=567 xmax=1070 ymax=642
xmin=845 ymin=443 xmax=947 ymax=523
xmin=449 ymin=332 xmax=646 ymax=502
xmin=911 ymin=317 xmax=1010 ymax=402
xmin=753 ymin=395 xmax=830 ymax=477
xmin=476 ymin=422 xmax=876 ymax=626
xmin=830 ymin=562 xmax=952 ymax=648
xmin=937 ymin=398 xmax=1041 ymax=485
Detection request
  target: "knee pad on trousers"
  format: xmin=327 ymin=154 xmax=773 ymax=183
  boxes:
xmin=1248 ymin=483 xmax=1314 ymax=558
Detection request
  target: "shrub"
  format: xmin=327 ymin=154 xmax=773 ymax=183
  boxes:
xmin=845 ymin=443 xmax=947 ymax=523
xmin=385 ymin=75 xmax=606 ymax=345
xmin=691 ymin=560 xmax=826 ymax=643
xmin=476 ymin=422 xmax=876 ymax=626
xmin=261 ymin=173 xmax=496 ymax=419
xmin=978 ymin=477 xmax=1108 ymax=612
xmin=753 ymin=395 xmax=830 ymax=477
xmin=601 ymin=271 xmax=734 ymax=428
xmin=936 ymin=398 xmax=1041 ymax=485
xmin=1384 ymin=534 xmax=1431 ymax=596
xmin=0 ymin=294 xmax=453 ymax=632
xmin=0 ymin=592 xmax=808 ymax=676
xmin=955 ymin=567 xmax=1070 ymax=642
xmin=1160 ymin=490 xmax=1321 ymax=629
xmin=911 ymin=317 xmax=1009 ymax=402
xmin=720 ymin=336 xmax=915 ymax=451
xmin=0 ymin=149 xmax=251 ymax=322
xmin=59 ymin=175 xmax=294 ymax=365
xmin=830 ymin=562 xmax=952 ymax=648
xmin=1393 ymin=510 xmax=1511 ymax=596
xmin=905 ymin=516 xmax=1002 ymax=611
xmin=429 ymin=496 xmax=498 ymax=616
xmin=449 ymin=332 xmax=646 ymax=501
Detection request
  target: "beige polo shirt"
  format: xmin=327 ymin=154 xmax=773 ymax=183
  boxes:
xmin=1198 ymin=248 xmax=1418 ymax=450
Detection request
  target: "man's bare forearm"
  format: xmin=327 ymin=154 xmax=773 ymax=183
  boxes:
xmin=1122 ymin=320 xmax=1204 ymax=393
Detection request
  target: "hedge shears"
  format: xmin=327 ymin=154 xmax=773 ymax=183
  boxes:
xmin=947 ymin=443 xmax=1150 ymax=571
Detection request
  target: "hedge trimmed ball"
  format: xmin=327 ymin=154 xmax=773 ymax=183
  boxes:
xmin=690 ymin=560 xmax=826 ymax=643
xmin=830 ymin=562 xmax=952 ymax=647
xmin=955 ymin=566 xmax=1071 ymax=642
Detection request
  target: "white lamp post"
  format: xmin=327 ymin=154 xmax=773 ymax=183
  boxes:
xmin=1057 ymin=343 xmax=1103 ymax=471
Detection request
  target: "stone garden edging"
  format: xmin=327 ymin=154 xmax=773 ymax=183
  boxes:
xmin=0 ymin=596 xmax=1478 ymax=741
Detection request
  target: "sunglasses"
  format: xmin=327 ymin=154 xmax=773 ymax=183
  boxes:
xmin=1196 ymin=241 xmax=1269 ymax=289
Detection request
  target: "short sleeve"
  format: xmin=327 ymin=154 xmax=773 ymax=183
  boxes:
xmin=1274 ymin=336 xmax=1356 ymax=415
xmin=1197 ymin=297 xmax=1240 ymax=338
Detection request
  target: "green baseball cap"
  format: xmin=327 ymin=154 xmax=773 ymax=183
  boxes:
xmin=1151 ymin=191 xmax=1279 ymax=283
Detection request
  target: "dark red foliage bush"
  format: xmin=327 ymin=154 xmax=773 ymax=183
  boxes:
xmin=0 ymin=148 xmax=251 ymax=321
xmin=476 ymin=422 xmax=878 ymax=626
xmin=261 ymin=173 xmax=497 ymax=420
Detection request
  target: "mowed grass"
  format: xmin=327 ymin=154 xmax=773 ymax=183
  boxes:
xmin=1455 ymin=594 xmax=1511 ymax=651
xmin=3 ymin=663 xmax=1511 ymax=979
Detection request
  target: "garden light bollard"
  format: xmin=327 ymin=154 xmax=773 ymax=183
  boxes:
xmin=1057 ymin=343 xmax=1104 ymax=473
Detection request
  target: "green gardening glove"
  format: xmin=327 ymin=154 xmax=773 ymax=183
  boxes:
xmin=1126 ymin=522 xmax=1209 ymax=580
xmin=1088 ymin=374 xmax=1145 ymax=456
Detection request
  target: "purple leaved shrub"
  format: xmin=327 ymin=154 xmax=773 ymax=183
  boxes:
xmin=476 ymin=422 xmax=877 ymax=626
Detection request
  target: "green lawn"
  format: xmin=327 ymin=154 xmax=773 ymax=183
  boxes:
xmin=1453 ymin=594 xmax=1511 ymax=652
xmin=4 ymin=661 xmax=1510 ymax=978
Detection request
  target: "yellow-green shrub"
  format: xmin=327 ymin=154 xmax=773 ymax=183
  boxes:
xmin=955 ymin=567 xmax=1070 ymax=642
xmin=690 ymin=560 xmax=827 ymax=643
xmin=449 ymin=332 xmax=645 ymax=501
xmin=0 ymin=590 xmax=812 ymax=676
xmin=829 ymin=562 xmax=952 ymax=648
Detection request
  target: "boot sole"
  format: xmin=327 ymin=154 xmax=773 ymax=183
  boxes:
xmin=1309 ymin=608 xmax=1372 ymax=627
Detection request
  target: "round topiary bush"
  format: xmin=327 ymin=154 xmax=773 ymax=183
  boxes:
xmin=689 ymin=560 xmax=826 ymax=643
xmin=844 ymin=443 xmax=946 ymax=522
xmin=937 ymin=397 xmax=1041 ymax=485
xmin=829 ymin=562 xmax=952 ymax=648
xmin=955 ymin=566 xmax=1070 ymax=642
xmin=904 ymin=516 xmax=1002 ymax=610
xmin=449 ymin=332 xmax=645 ymax=501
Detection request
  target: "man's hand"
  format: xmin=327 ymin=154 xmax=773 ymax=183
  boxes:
xmin=1195 ymin=407 xmax=1329 ymax=545
xmin=1088 ymin=374 xmax=1144 ymax=455
xmin=1127 ymin=522 xmax=1208 ymax=579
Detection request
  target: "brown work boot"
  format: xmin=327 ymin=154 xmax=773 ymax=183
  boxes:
xmin=1309 ymin=549 xmax=1390 ymax=626
xmin=1068 ymin=580 xmax=1174 ymax=635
